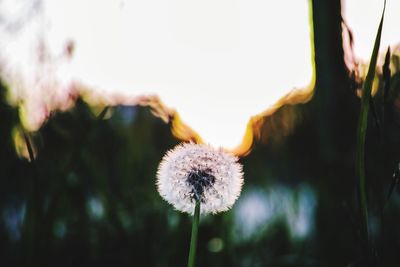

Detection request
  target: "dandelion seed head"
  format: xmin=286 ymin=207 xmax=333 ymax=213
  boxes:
xmin=156 ymin=143 xmax=244 ymax=215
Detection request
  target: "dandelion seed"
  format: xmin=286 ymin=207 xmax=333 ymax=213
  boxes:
xmin=156 ymin=143 xmax=244 ymax=215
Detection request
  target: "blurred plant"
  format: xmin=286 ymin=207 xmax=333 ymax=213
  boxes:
xmin=156 ymin=143 xmax=243 ymax=267
xmin=355 ymin=0 xmax=385 ymax=264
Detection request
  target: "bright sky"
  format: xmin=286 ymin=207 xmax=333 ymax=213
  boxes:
xmin=1 ymin=0 xmax=398 ymax=150
xmin=344 ymin=0 xmax=400 ymax=60
xmin=47 ymin=0 xmax=312 ymax=148
xmin=44 ymin=0 xmax=313 ymax=149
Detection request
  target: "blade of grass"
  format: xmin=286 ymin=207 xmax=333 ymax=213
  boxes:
xmin=382 ymin=47 xmax=391 ymax=130
xmin=382 ymin=47 xmax=391 ymax=102
xmin=356 ymin=0 xmax=386 ymax=248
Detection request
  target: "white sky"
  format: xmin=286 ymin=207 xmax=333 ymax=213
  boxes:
xmin=1 ymin=0 xmax=398 ymax=150
xmin=344 ymin=0 xmax=400 ymax=61
xmin=45 ymin=0 xmax=313 ymax=149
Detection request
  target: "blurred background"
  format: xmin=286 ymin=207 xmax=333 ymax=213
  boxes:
xmin=1 ymin=0 xmax=400 ymax=266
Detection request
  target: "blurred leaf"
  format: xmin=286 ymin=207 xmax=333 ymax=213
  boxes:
xmin=97 ymin=106 xmax=110 ymax=120
xmin=382 ymin=47 xmax=391 ymax=132
xmin=383 ymin=47 xmax=391 ymax=102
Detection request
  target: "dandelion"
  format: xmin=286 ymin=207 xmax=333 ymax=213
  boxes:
xmin=156 ymin=143 xmax=244 ymax=215
xmin=156 ymin=143 xmax=244 ymax=267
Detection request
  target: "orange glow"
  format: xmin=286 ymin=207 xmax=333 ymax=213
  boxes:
xmin=0 ymin=0 xmax=315 ymax=153
xmin=230 ymin=83 xmax=314 ymax=156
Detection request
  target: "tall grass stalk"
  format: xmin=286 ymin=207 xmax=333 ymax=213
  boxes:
xmin=356 ymin=0 xmax=386 ymax=251
xmin=187 ymin=202 xmax=200 ymax=267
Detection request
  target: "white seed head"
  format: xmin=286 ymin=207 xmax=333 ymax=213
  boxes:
xmin=156 ymin=143 xmax=244 ymax=215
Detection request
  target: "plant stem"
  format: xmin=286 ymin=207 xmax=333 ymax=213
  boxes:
xmin=356 ymin=0 xmax=386 ymax=253
xmin=187 ymin=202 xmax=200 ymax=267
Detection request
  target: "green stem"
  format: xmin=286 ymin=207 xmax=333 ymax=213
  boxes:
xmin=356 ymin=0 xmax=386 ymax=251
xmin=187 ymin=202 xmax=200 ymax=267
